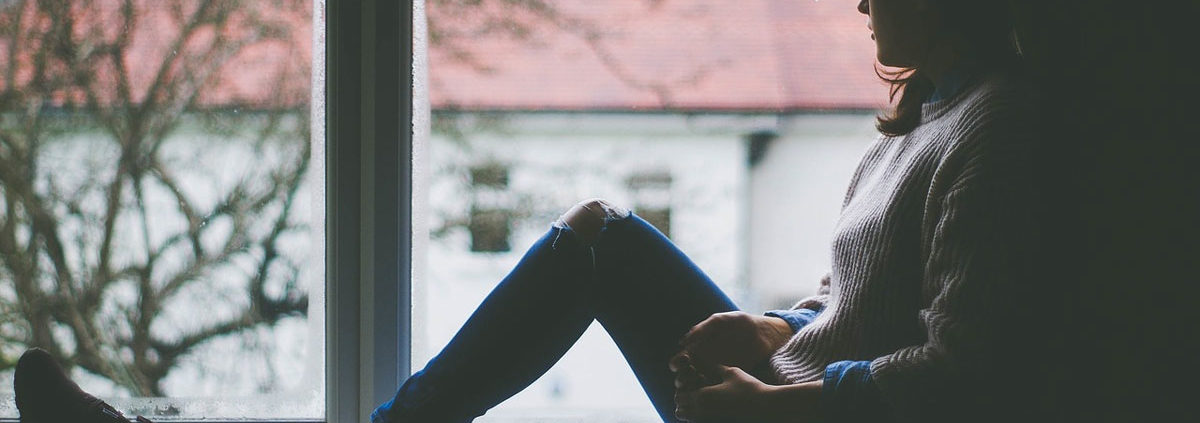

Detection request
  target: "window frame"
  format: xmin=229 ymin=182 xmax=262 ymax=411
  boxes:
xmin=325 ymin=1 xmax=414 ymax=423
xmin=0 ymin=1 xmax=412 ymax=422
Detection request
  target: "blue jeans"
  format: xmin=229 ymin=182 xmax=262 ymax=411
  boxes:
xmin=372 ymin=213 xmax=739 ymax=423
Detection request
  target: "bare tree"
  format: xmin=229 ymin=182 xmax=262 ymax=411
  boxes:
xmin=0 ymin=0 xmax=310 ymax=396
xmin=0 ymin=0 xmax=701 ymax=397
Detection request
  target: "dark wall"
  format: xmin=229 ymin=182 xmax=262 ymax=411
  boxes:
xmin=1011 ymin=1 xmax=1199 ymax=421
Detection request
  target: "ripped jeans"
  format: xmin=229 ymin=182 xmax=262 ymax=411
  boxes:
xmin=371 ymin=207 xmax=738 ymax=423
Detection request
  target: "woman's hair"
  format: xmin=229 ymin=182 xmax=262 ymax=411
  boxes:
xmin=876 ymin=67 xmax=934 ymax=137
xmin=876 ymin=1 xmax=1022 ymax=137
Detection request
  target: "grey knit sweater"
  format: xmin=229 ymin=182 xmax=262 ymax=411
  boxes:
xmin=767 ymin=73 xmax=1037 ymax=420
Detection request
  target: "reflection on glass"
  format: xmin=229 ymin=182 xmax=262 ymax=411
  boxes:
xmin=0 ymin=0 xmax=322 ymax=419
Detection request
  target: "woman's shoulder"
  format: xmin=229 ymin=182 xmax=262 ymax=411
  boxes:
xmin=926 ymin=69 xmax=1028 ymax=115
xmin=959 ymin=70 xmax=1038 ymax=123
xmin=927 ymin=71 xmax=1042 ymax=189
xmin=931 ymin=71 xmax=1039 ymax=146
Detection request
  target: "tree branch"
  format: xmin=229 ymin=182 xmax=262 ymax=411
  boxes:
xmin=3 ymin=0 xmax=315 ymax=396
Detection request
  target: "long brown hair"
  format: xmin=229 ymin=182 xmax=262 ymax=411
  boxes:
xmin=875 ymin=1 xmax=1022 ymax=137
xmin=876 ymin=66 xmax=935 ymax=137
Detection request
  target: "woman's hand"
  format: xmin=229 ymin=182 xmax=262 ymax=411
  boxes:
xmin=674 ymin=365 xmax=770 ymax=423
xmin=674 ymin=365 xmax=824 ymax=423
xmin=675 ymin=311 xmax=794 ymax=373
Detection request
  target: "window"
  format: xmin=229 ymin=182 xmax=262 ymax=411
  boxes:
xmin=413 ymin=0 xmax=884 ymax=420
xmin=0 ymin=0 xmax=323 ymax=420
xmin=627 ymin=170 xmax=674 ymax=238
xmin=1 ymin=0 xmax=891 ymax=421
xmin=468 ymin=162 xmax=514 ymax=253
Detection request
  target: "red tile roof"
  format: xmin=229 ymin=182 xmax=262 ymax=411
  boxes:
xmin=0 ymin=1 xmax=311 ymax=109
xmin=0 ymin=0 xmax=888 ymax=111
xmin=429 ymin=0 xmax=890 ymax=111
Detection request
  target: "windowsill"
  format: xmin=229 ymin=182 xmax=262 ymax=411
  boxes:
xmin=0 ymin=418 xmax=324 ymax=420
xmin=0 ymin=408 xmax=658 ymax=423
xmin=476 ymin=407 xmax=660 ymax=422
xmin=0 ymin=415 xmax=659 ymax=423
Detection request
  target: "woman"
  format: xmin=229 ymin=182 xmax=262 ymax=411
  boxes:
xmin=14 ymin=0 xmax=1036 ymax=422
xmin=372 ymin=0 xmax=1036 ymax=421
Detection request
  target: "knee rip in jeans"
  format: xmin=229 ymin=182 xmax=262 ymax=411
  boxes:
xmin=552 ymin=198 xmax=631 ymax=247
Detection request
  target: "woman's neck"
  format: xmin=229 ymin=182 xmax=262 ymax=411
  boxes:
xmin=922 ymin=43 xmax=979 ymax=103
xmin=927 ymin=64 xmax=975 ymax=103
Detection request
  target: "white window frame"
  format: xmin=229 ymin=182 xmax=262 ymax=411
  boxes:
xmin=0 ymin=1 xmax=412 ymax=422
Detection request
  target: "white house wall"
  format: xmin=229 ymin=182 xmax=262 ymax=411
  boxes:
xmin=748 ymin=113 xmax=879 ymax=311
xmin=416 ymin=111 xmax=879 ymax=416
xmin=418 ymin=112 xmax=762 ymax=414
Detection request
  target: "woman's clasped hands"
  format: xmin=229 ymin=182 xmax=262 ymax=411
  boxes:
xmin=669 ymin=311 xmax=822 ymax=423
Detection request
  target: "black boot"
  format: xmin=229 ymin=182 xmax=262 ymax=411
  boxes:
xmin=14 ymin=348 xmax=154 ymax=423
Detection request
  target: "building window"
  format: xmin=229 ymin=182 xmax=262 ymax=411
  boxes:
xmin=468 ymin=163 xmax=512 ymax=252
xmin=627 ymin=170 xmax=674 ymax=238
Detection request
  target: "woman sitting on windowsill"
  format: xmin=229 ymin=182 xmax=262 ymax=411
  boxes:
xmin=13 ymin=0 xmax=1041 ymax=422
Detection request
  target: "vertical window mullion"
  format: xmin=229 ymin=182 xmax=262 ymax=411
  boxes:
xmin=369 ymin=0 xmax=413 ymax=415
xmin=326 ymin=0 xmax=363 ymax=421
xmin=328 ymin=0 xmax=412 ymax=421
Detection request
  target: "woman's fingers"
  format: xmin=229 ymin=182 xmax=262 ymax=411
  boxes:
xmin=674 ymin=389 xmax=697 ymax=422
xmin=682 ymin=311 xmax=735 ymax=345
xmin=689 ymin=354 xmax=723 ymax=381
xmin=717 ymin=364 xmax=745 ymax=381
xmin=681 ymin=311 xmax=742 ymax=350
xmin=675 ymin=373 xmax=700 ymax=390
xmin=675 ymin=366 xmax=704 ymax=389
xmin=681 ymin=327 xmax=719 ymax=362
xmin=670 ymin=352 xmax=707 ymax=390
xmin=669 ymin=351 xmax=691 ymax=373
xmin=680 ymin=319 xmax=709 ymax=345
xmin=679 ymin=333 xmax=716 ymax=374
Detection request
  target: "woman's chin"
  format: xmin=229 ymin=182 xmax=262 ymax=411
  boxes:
xmin=875 ymin=53 xmax=915 ymax=69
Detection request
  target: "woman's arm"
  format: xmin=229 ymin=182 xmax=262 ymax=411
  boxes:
xmin=819 ymin=360 xmax=891 ymax=422
xmin=868 ymin=103 xmax=1040 ymax=422
xmin=761 ymin=379 xmax=824 ymax=421
xmin=673 ymin=359 xmax=891 ymax=423
xmin=674 ymin=365 xmax=824 ymax=423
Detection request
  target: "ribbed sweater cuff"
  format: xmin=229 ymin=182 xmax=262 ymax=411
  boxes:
xmin=821 ymin=360 xmax=891 ymax=423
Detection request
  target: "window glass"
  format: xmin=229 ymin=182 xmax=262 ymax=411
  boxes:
xmin=0 ymin=0 xmax=323 ymax=419
xmin=415 ymin=0 xmax=884 ymax=419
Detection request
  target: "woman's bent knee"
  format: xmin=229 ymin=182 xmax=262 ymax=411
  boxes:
xmin=554 ymin=198 xmax=630 ymax=246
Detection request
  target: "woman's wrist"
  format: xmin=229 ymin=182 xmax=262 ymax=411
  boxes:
xmin=765 ymin=315 xmax=793 ymax=335
xmin=761 ymin=380 xmax=823 ymax=421
xmin=758 ymin=315 xmax=795 ymax=351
